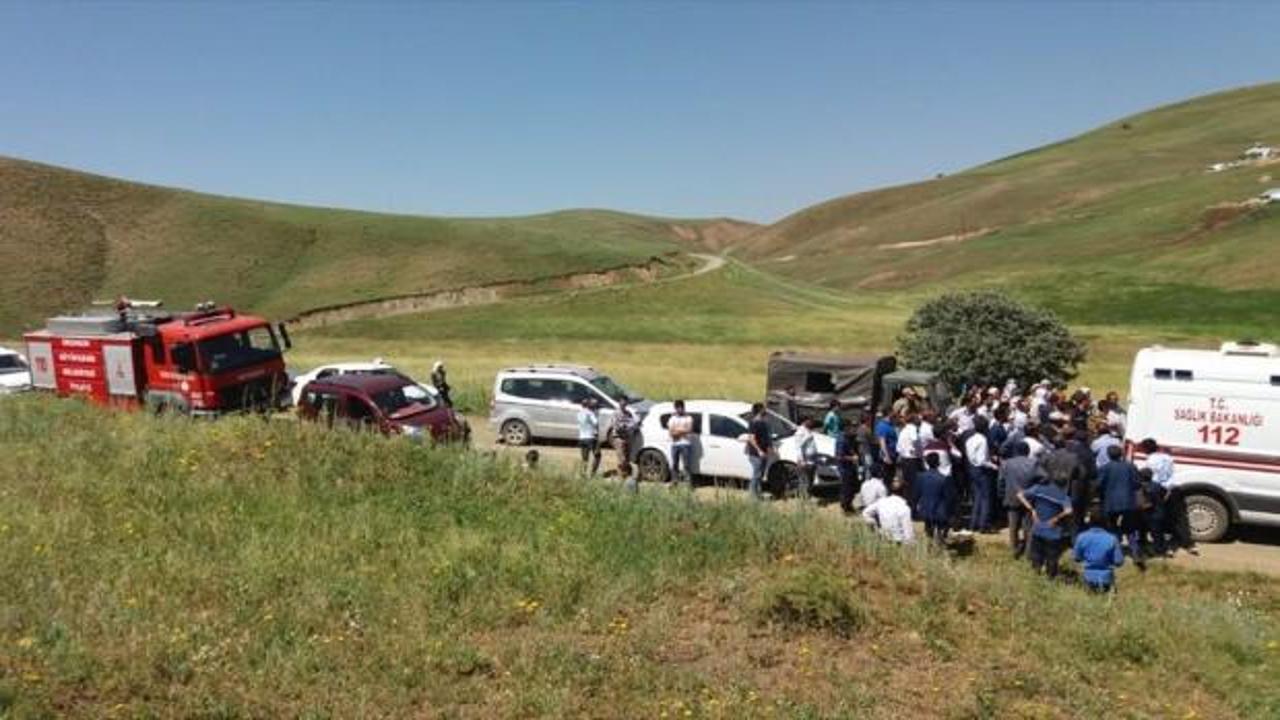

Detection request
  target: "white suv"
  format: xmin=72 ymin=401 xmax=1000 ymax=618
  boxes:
xmin=633 ymin=400 xmax=839 ymax=496
xmin=489 ymin=364 xmax=650 ymax=445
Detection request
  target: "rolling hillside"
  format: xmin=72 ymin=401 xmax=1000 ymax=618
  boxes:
xmin=739 ymin=83 xmax=1280 ymax=331
xmin=0 ymin=156 xmax=754 ymax=334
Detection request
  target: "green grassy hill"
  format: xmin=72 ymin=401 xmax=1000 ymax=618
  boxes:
xmin=0 ymin=155 xmax=754 ymax=334
xmin=3 ymin=398 xmax=1277 ymax=718
xmin=739 ymin=83 xmax=1280 ymax=333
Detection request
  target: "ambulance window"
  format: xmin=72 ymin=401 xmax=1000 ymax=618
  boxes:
xmin=1271 ymin=375 xmax=1279 ymax=386
xmin=1153 ymin=368 xmax=1172 ymax=380
xmin=1174 ymin=370 xmax=1194 ymax=381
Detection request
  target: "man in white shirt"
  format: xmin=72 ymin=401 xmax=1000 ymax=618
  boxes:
xmin=862 ymin=481 xmax=915 ymax=544
xmin=965 ymin=417 xmax=998 ymax=531
xmin=668 ymin=399 xmax=696 ymax=487
xmin=576 ymin=398 xmax=601 ymax=476
xmin=896 ymin=414 xmax=924 ymax=511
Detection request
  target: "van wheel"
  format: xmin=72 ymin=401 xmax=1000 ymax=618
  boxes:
xmin=1184 ymin=494 xmax=1230 ymax=543
xmin=500 ymin=420 xmax=531 ymax=446
xmin=768 ymin=462 xmax=799 ymax=499
xmin=636 ymin=449 xmax=669 ymax=484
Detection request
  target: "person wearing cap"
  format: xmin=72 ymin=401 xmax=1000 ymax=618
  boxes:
xmin=430 ymin=360 xmax=453 ymax=407
xmin=892 ymin=387 xmax=918 ymax=419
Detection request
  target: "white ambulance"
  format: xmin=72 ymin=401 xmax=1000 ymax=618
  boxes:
xmin=1126 ymin=341 xmax=1280 ymax=542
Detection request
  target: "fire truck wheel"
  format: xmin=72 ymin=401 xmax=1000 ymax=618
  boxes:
xmin=1184 ymin=494 xmax=1230 ymax=543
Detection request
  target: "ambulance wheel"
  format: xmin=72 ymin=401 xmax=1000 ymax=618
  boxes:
xmin=500 ymin=420 xmax=531 ymax=446
xmin=1184 ymin=494 xmax=1230 ymax=543
xmin=636 ymin=449 xmax=670 ymax=484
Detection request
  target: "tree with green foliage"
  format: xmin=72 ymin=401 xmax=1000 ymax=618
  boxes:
xmin=897 ymin=290 xmax=1087 ymax=391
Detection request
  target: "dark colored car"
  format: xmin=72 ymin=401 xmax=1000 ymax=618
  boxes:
xmin=297 ymin=373 xmax=469 ymax=444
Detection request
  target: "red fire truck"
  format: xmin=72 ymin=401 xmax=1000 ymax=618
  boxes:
xmin=23 ymin=299 xmax=292 ymax=415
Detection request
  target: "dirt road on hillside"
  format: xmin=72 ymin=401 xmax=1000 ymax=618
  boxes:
xmin=468 ymin=415 xmax=1280 ymax=578
xmin=288 ymin=252 xmax=726 ymax=330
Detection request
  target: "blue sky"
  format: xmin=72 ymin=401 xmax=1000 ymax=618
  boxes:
xmin=2 ymin=2 xmax=1279 ymax=223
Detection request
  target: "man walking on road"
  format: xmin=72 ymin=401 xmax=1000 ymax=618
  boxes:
xmin=668 ymin=399 xmax=696 ymax=488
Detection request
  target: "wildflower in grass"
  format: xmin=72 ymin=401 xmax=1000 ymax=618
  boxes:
xmin=16 ymin=636 xmax=35 ymax=649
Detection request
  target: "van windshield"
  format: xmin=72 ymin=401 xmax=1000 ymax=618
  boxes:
xmin=591 ymin=375 xmax=640 ymax=403
xmin=197 ymin=326 xmax=281 ymax=374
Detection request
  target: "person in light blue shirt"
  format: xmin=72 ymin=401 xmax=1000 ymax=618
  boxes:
xmin=1073 ymin=512 xmax=1125 ymax=592
xmin=576 ymin=397 xmax=601 ymax=476
xmin=1018 ymin=475 xmax=1073 ymax=578
xmin=822 ymin=399 xmax=843 ymax=439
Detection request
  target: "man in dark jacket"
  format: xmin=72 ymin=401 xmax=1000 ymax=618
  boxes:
xmin=916 ymin=452 xmax=953 ymax=545
xmin=1041 ymin=430 xmax=1086 ymax=538
xmin=998 ymin=441 xmax=1042 ymax=559
xmin=1063 ymin=427 xmax=1096 ymax=538
xmin=1096 ymin=444 xmax=1145 ymax=568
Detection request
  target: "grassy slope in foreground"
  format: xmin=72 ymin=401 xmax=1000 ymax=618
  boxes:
xmin=5 ymin=402 xmax=1275 ymax=718
xmin=742 ymin=83 xmax=1280 ymax=331
xmin=0 ymin=155 xmax=754 ymax=335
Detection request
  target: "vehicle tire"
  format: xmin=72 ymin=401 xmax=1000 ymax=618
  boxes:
xmin=1184 ymin=493 xmax=1230 ymax=543
xmin=636 ymin=449 xmax=670 ymax=484
xmin=500 ymin=419 xmax=531 ymax=446
xmin=768 ymin=462 xmax=799 ymax=499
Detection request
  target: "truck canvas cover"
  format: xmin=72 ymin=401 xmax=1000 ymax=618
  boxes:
xmin=766 ymin=352 xmax=897 ymax=420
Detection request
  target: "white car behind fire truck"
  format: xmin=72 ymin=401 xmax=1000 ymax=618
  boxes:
xmin=1127 ymin=341 xmax=1280 ymax=542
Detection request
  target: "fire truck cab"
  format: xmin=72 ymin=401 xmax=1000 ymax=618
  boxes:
xmin=1126 ymin=341 xmax=1280 ymax=542
xmin=24 ymin=301 xmax=292 ymax=415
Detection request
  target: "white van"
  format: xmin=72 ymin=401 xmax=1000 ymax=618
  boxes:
xmin=1126 ymin=341 xmax=1280 ymax=541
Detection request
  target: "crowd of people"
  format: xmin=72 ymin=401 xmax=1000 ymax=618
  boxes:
xmin=846 ymin=381 xmax=1198 ymax=591
xmin=560 ymin=377 xmax=1195 ymax=593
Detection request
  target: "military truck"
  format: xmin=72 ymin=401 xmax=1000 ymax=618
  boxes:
xmin=764 ymin=351 xmax=951 ymax=425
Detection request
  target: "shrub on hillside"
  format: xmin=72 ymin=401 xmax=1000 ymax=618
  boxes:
xmin=897 ymin=290 xmax=1086 ymax=391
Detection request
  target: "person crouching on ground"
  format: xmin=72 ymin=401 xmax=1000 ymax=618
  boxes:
xmin=1018 ymin=471 xmax=1073 ymax=579
xmin=1073 ymin=511 xmax=1125 ymax=593
xmin=862 ymin=479 xmax=914 ymax=544
xmin=916 ymin=453 xmax=952 ymax=545
xmin=576 ymin=397 xmax=602 ymax=476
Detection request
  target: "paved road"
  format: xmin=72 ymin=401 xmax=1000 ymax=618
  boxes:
xmin=469 ymin=414 xmax=1280 ymax=578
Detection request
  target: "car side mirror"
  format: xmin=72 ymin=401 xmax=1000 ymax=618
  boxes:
xmin=172 ymin=343 xmax=195 ymax=374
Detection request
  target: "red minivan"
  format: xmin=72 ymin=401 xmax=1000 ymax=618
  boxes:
xmin=297 ymin=373 xmax=469 ymax=443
